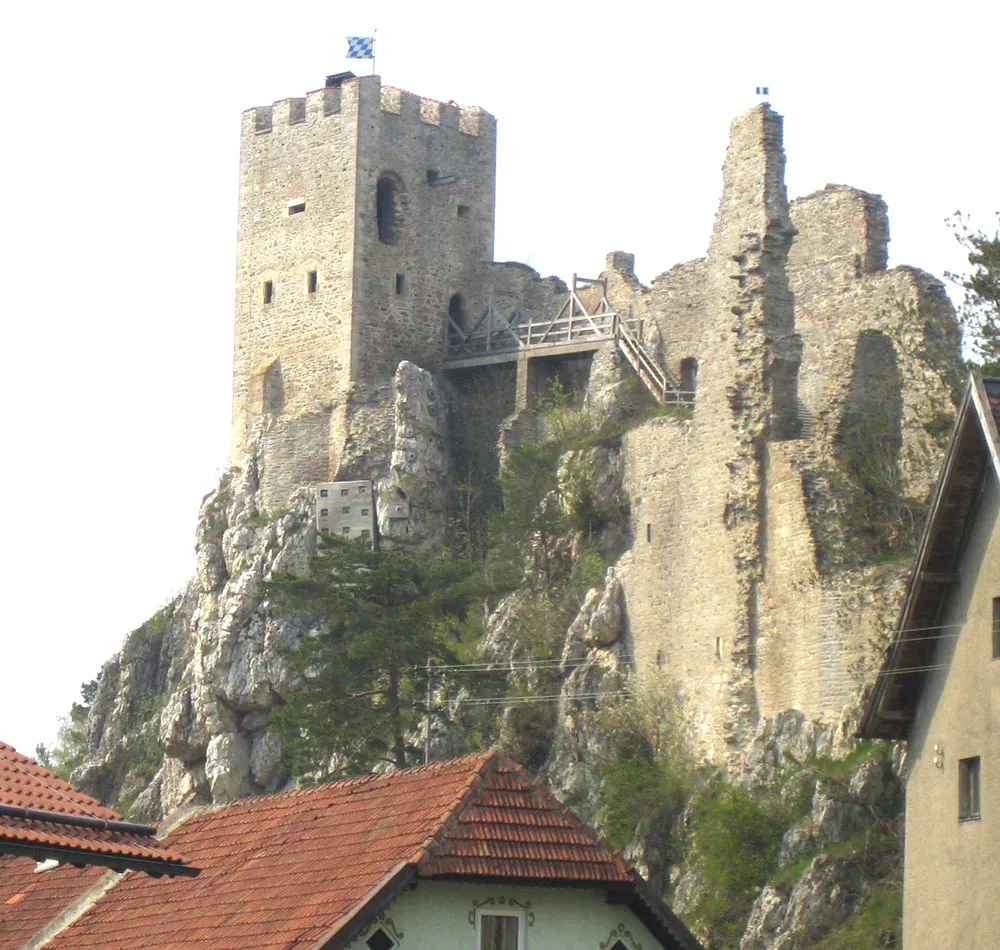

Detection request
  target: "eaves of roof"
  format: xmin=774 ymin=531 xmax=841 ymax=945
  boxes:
xmin=858 ymin=372 xmax=1000 ymax=740
xmin=0 ymin=742 xmax=197 ymax=878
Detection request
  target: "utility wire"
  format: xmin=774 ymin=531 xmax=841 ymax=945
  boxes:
xmin=423 ymin=623 xmax=969 ymax=675
xmin=437 ymin=690 xmax=636 ymax=708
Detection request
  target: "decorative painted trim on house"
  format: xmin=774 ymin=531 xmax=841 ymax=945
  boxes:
xmin=468 ymin=897 xmax=535 ymax=927
xmin=600 ymin=922 xmax=644 ymax=950
xmin=358 ymin=912 xmax=404 ymax=944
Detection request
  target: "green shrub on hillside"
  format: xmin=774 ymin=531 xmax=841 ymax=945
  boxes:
xmin=690 ymin=782 xmax=800 ymax=949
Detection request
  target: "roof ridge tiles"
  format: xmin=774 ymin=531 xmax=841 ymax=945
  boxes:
xmin=408 ymin=749 xmax=498 ymax=868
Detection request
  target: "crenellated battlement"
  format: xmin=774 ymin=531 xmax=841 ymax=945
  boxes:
xmin=242 ymin=76 xmax=493 ymax=138
xmin=243 ymin=82 xmax=352 ymax=135
xmin=376 ymin=85 xmax=490 ymax=135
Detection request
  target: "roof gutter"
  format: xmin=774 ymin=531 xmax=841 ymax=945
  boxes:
xmin=0 ymin=803 xmax=158 ymax=837
xmin=0 ymin=841 xmax=199 ymax=878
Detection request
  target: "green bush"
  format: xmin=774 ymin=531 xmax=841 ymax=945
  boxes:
xmin=594 ymin=688 xmax=694 ymax=882
xmin=812 ymin=883 xmax=901 ymax=949
xmin=690 ymin=781 xmax=797 ymax=949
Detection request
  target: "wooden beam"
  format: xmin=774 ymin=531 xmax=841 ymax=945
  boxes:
xmin=919 ymin=571 xmax=961 ymax=584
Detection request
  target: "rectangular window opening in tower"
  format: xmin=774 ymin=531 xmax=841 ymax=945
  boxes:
xmin=457 ymin=204 xmax=471 ymax=219
xmin=395 ymin=273 xmax=407 ymax=295
xmin=308 ymin=270 xmax=318 ymax=294
xmin=263 ymin=280 xmax=274 ymax=305
xmin=288 ymin=201 xmax=306 ymax=215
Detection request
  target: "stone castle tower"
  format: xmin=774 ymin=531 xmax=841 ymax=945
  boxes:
xmin=232 ymin=74 xmax=496 ymax=507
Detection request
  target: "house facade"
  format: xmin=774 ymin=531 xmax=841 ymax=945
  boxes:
xmin=860 ymin=374 xmax=1000 ymax=949
xmin=350 ymin=882 xmax=669 ymax=950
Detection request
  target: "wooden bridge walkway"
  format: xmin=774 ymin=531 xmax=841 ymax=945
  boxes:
xmin=443 ymin=276 xmax=691 ymax=406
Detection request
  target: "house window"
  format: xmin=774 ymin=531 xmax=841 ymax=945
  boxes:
xmin=342 ymin=507 xmax=351 ymax=514
xmin=342 ymin=526 xmax=351 ymax=535
xmin=360 ymin=528 xmax=371 ymax=538
xmin=341 ymin=488 xmax=349 ymax=497
xmin=320 ymin=489 xmax=328 ymax=498
xmin=263 ymin=280 xmax=274 ymax=305
xmin=358 ymin=486 xmax=367 ymax=495
xmin=320 ymin=508 xmax=329 ymax=516
xmin=959 ymin=756 xmax=981 ymax=820
xmin=307 ymin=270 xmax=318 ymax=294
xmin=288 ymin=201 xmax=306 ymax=215
xmin=477 ymin=911 xmax=525 ymax=950
xmin=366 ymin=929 xmax=395 ymax=950
xmin=361 ymin=508 xmax=370 ymax=517
xmin=457 ymin=204 xmax=471 ymax=219
xmin=993 ymin=597 xmax=1000 ymax=659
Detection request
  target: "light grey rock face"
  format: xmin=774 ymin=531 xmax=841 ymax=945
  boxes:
xmin=206 ymin=732 xmax=251 ymax=802
xmin=564 ymin=569 xmax=624 ymax=650
xmin=547 ymin=564 xmax=631 ymax=808
xmin=377 ymin=361 xmax=449 ymax=551
xmin=740 ymin=855 xmax=859 ymax=950
xmin=74 ymin=456 xmax=317 ymax=815
xmin=739 ymin=709 xmax=848 ymax=790
xmin=72 ymin=358 xmax=454 ymax=817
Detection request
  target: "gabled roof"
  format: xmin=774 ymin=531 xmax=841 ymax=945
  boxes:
xmin=0 ymin=741 xmax=196 ymax=877
xmin=859 ymin=373 xmax=1000 ymax=740
xmin=10 ymin=751 xmax=700 ymax=950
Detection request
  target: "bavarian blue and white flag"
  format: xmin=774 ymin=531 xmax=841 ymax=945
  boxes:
xmin=347 ymin=36 xmax=375 ymax=59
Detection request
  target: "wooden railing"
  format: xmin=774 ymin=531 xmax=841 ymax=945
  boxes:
xmin=443 ymin=276 xmax=693 ymax=407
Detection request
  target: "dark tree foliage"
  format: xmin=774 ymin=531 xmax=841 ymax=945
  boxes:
xmin=266 ymin=535 xmax=483 ymax=777
xmin=948 ymin=212 xmax=1000 ymax=374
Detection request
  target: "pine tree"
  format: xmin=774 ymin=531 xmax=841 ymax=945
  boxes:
xmin=948 ymin=212 xmax=1000 ymax=374
xmin=267 ymin=536 xmax=482 ymax=777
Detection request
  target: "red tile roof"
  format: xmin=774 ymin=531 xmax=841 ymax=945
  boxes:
xmin=417 ymin=757 xmax=632 ymax=883
xmin=4 ymin=751 xmax=699 ymax=950
xmin=0 ymin=741 xmax=194 ymax=877
xmin=0 ymin=857 xmax=106 ymax=948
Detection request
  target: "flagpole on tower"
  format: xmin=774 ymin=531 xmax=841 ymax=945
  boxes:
xmin=372 ymin=27 xmax=377 ymax=76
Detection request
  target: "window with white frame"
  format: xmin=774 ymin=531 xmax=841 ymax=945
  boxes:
xmin=477 ymin=909 xmax=526 ymax=950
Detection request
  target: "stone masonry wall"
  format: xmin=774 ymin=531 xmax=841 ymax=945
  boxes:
xmin=351 ymin=81 xmax=496 ymax=385
xmin=599 ymin=107 xmax=960 ymax=758
xmin=232 ymin=82 xmax=359 ymax=481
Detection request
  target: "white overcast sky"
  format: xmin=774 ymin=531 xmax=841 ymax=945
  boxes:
xmin=1 ymin=0 xmax=996 ymax=758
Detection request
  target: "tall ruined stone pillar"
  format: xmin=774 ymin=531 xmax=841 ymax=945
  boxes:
xmin=615 ymin=105 xmax=805 ymax=758
xmin=701 ymin=106 xmax=801 ymax=745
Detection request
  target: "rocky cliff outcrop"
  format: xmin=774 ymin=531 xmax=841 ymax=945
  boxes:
xmin=73 ymin=362 xmax=452 ymax=817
